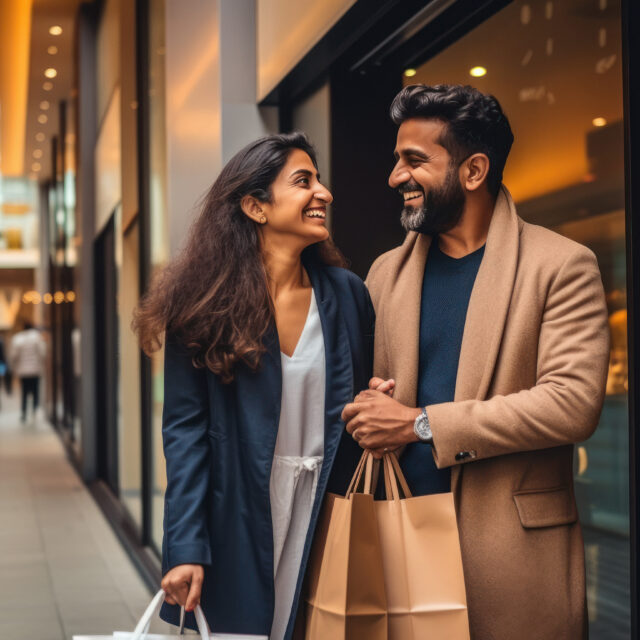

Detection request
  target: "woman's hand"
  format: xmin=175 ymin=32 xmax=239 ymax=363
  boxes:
xmin=161 ymin=564 xmax=204 ymax=612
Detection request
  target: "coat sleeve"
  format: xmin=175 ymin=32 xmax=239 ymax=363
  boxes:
xmin=162 ymin=334 xmax=212 ymax=571
xmin=428 ymin=246 xmax=610 ymax=468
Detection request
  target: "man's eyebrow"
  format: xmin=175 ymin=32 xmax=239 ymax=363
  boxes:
xmin=398 ymin=147 xmax=430 ymax=160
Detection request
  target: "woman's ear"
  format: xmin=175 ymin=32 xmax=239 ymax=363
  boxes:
xmin=240 ymin=195 xmax=267 ymax=224
xmin=462 ymin=153 xmax=490 ymax=192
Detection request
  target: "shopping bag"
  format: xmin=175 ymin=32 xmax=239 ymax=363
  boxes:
xmin=377 ymin=453 xmax=470 ymax=639
xmin=305 ymin=451 xmax=388 ymax=639
xmin=73 ymin=589 xmax=268 ymax=640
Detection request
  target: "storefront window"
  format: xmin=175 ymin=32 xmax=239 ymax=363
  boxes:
xmin=407 ymin=1 xmax=627 ymax=636
xmin=148 ymin=0 xmax=169 ymax=552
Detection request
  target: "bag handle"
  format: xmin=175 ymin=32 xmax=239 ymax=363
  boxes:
xmin=387 ymin=452 xmax=413 ymax=499
xmin=131 ymin=590 xmax=210 ymax=640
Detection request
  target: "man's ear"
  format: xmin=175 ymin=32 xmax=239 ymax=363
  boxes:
xmin=462 ymin=153 xmax=490 ymax=192
xmin=240 ymin=195 xmax=266 ymax=223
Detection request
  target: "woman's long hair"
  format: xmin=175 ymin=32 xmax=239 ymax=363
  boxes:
xmin=133 ymin=132 xmax=346 ymax=383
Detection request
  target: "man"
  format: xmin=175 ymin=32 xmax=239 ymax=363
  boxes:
xmin=342 ymin=85 xmax=609 ymax=639
xmin=9 ymin=321 xmax=46 ymax=422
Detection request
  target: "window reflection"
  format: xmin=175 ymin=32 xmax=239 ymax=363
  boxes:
xmin=407 ymin=0 xmax=628 ymax=636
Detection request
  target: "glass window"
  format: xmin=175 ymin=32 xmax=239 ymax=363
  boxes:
xmin=148 ymin=0 xmax=170 ymax=552
xmin=408 ymin=1 xmax=627 ymax=637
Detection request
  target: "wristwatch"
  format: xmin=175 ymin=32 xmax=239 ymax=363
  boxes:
xmin=413 ymin=408 xmax=433 ymax=444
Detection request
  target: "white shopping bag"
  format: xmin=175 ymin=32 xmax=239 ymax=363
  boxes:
xmin=73 ymin=589 xmax=268 ymax=640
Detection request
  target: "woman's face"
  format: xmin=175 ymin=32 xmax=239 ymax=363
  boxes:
xmin=259 ymin=149 xmax=332 ymax=249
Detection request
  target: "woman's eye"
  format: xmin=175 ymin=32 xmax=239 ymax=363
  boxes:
xmin=297 ymin=177 xmax=310 ymax=185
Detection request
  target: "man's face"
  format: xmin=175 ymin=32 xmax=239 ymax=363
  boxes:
xmin=389 ymin=118 xmax=466 ymax=235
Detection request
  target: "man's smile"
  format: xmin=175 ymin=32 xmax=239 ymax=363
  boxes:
xmin=402 ymin=190 xmax=423 ymax=203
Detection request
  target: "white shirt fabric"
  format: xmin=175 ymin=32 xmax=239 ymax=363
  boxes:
xmin=269 ymin=290 xmax=325 ymax=640
xmin=9 ymin=329 xmax=46 ymax=377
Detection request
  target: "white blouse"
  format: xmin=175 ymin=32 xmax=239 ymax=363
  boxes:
xmin=269 ymin=290 xmax=325 ymax=640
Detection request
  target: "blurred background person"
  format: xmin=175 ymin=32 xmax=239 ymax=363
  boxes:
xmin=9 ymin=321 xmax=46 ymax=422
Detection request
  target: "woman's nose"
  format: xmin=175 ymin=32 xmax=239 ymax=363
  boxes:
xmin=315 ymin=189 xmax=333 ymax=205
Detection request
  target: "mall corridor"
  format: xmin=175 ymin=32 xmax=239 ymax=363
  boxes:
xmin=0 ymin=393 xmax=166 ymax=640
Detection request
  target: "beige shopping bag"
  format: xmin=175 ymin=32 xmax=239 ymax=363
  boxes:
xmin=305 ymin=451 xmax=388 ymax=640
xmin=377 ymin=453 xmax=470 ymax=639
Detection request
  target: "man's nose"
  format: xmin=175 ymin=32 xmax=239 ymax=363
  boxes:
xmin=389 ymin=164 xmax=411 ymax=189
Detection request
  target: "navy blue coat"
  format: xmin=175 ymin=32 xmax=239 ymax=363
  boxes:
xmin=159 ymin=257 xmax=374 ymax=638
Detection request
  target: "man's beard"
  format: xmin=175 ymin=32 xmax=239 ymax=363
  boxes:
xmin=399 ymin=165 xmax=466 ymax=235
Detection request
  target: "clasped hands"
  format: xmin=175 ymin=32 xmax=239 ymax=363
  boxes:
xmin=342 ymin=377 xmax=421 ymax=458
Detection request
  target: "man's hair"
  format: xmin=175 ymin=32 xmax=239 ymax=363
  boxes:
xmin=390 ymin=84 xmax=514 ymax=197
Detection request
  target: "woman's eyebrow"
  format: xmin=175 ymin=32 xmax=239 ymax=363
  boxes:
xmin=289 ymin=168 xmax=320 ymax=180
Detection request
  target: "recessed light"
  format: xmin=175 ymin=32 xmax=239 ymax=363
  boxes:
xmin=49 ymin=25 xmax=63 ymax=36
xmin=404 ymin=68 xmax=417 ymax=78
xmin=36 ymin=132 xmax=45 ymax=142
xmin=40 ymin=100 xmax=50 ymax=110
xmin=32 ymin=162 xmax=42 ymax=172
xmin=44 ymin=68 xmax=57 ymax=79
xmin=47 ymin=45 xmax=58 ymax=55
xmin=38 ymin=114 xmax=48 ymax=124
xmin=33 ymin=149 xmax=43 ymax=159
xmin=470 ymin=66 xmax=487 ymax=77
xmin=43 ymin=81 xmax=53 ymax=91
xmin=593 ymin=117 xmax=607 ymax=127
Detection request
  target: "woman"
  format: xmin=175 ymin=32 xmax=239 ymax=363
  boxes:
xmin=134 ymin=133 xmax=374 ymax=639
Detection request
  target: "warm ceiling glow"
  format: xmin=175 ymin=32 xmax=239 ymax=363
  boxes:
xmin=44 ymin=68 xmax=57 ymax=78
xmin=592 ymin=117 xmax=607 ymax=127
xmin=49 ymin=25 xmax=62 ymax=36
xmin=33 ymin=149 xmax=43 ymax=159
xmin=470 ymin=66 xmax=487 ymax=77
xmin=37 ymin=114 xmax=48 ymax=124
xmin=43 ymin=81 xmax=53 ymax=91
xmin=31 ymin=162 xmax=41 ymax=171
xmin=39 ymin=100 xmax=50 ymax=110
xmin=35 ymin=132 xmax=45 ymax=142
xmin=0 ymin=0 xmax=33 ymax=176
xmin=47 ymin=45 xmax=58 ymax=55
xmin=404 ymin=68 xmax=417 ymax=78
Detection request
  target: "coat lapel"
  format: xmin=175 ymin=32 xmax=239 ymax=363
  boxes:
xmin=454 ymin=186 xmax=521 ymax=402
xmin=305 ymin=260 xmax=354 ymax=468
xmin=380 ymin=232 xmax=432 ymax=407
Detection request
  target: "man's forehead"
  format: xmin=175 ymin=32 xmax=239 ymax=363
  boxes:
xmin=396 ymin=118 xmax=447 ymax=151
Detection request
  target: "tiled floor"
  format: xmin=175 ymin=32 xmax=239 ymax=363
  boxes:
xmin=0 ymin=392 xmax=172 ymax=639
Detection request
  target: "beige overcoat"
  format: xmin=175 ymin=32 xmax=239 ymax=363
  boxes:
xmin=366 ymin=187 xmax=610 ymax=640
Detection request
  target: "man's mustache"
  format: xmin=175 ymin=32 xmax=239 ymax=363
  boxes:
xmin=397 ymin=181 xmax=424 ymax=197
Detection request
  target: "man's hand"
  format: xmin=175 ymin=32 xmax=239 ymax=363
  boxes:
xmin=342 ymin=389 xmax=420 ymax=458
xmin=161 ymin=563 xmax=204 ymax=612
xmin=370 ymin=377 xmax=395 ymax=397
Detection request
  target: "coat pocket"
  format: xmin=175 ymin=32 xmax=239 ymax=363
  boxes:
xmin=513 ymin=486 xmax=578 ymax=529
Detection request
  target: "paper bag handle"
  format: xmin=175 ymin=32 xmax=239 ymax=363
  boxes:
xmin=131 ymin=590 xmax=210 ymax=640
xmin=345 ymin=450 xmax=413 ymax=500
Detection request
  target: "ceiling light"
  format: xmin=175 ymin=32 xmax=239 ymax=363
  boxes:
xmin=32 ymin=162 xmax=42 ymax=172
xmin=44 ymin=68 xmax=57 ymax=79
xmin=44 ymin=293 xmax=53 ymax=304
xmin=40 ymin=100 xmax=50 ymax=110
xmin=404 ymin=68 xmax=417 ymax=78
xmin=38 ymin=114 xmax=48 ymax=124
xmin=593 ymin=117 xmax=607 ymax=127
xmin=49 ymin=25 xmax=63 ymax=36
xmin=43 ymin=81 xmax=53 ymax=91
xmin=470 ymin=66 xmax=487 ymax=77
xmin=36 ymin=132 xmax=45 ymax=142
xmin=47 ymin=45 xmax=58 ymax=55
xmin=33 ymin=149 xmax=43 ymax=159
